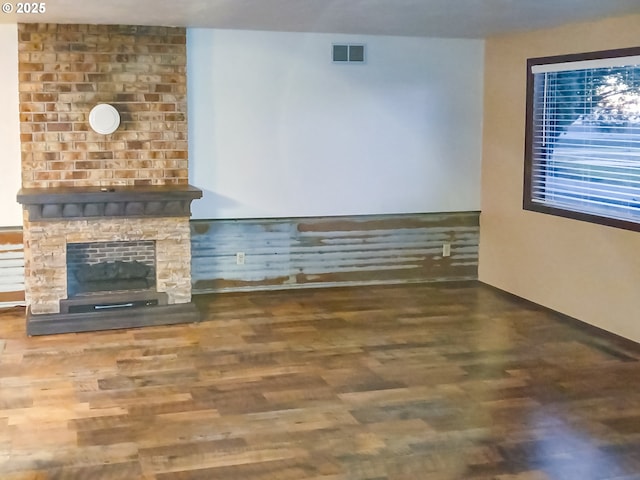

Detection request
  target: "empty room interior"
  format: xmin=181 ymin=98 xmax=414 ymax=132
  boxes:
xmin=1 ymin=1 xmax=640 ymax=478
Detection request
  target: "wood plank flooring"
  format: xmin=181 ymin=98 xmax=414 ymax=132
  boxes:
xmin=1 ymin=282 xmax=640 ymax=479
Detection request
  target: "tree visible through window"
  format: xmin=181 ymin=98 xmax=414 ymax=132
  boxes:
xmin=524 ymin=47 xmax=640 ymax=231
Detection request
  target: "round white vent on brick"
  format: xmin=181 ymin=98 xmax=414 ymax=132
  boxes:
xmin=89 ymin=104 xmax=120 ymax=134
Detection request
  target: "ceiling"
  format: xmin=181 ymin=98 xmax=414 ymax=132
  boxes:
xmin=2 ymin=0 xmax=640 ymax=38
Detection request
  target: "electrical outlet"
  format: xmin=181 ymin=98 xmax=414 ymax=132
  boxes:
xmin=236 ymin=252 xmax=245 ymax=265
xmin=442 ymin=242 xmax=451 ymax=257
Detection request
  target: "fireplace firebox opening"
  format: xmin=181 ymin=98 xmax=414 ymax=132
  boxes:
xmin=67 ymin=240 xmax=157 ymax=297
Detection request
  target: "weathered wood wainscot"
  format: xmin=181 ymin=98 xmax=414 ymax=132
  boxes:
xmin=191 ymin=211 xmax=480 ymax=293
xmin=0 ymin=229 xmax=25 ymax=308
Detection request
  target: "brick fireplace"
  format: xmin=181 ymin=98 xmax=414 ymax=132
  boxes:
xmin=16 ymin=24 xmax=202 ymax=335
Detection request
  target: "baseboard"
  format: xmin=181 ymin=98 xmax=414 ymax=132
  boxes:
xmin=192 ymin=276 xmax=478 ymax=294
xmin=479 ymin=281 xmax=640 ymax=353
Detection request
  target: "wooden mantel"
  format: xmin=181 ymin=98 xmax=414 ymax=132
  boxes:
xmin=17 ymin=184 xmax=203 ymax=221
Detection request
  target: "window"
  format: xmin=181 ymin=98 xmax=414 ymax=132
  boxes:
xmin=524 ymin=47 xmax=640 ymax=231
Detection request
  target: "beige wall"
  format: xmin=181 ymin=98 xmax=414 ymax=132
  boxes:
xmin=479 ymin=14 xmax=640 ymax=343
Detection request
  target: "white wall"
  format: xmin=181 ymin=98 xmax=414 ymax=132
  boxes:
xmin=0 ymin=24 xmax=22 ymax=227
xmin=188 ymin=29 xmax=484 ymax=219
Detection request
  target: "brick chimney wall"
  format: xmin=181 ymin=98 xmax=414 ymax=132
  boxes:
xmin=18 ymin=23 xmax=188 ymax=189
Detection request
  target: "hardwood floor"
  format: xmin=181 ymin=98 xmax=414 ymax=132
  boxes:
xmin=1 ymin=282 xmax=640 ymax=479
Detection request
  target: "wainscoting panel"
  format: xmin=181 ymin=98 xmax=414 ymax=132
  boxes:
xmin=191 ymin=212 xmax=480 ymax=293
xmin=0 ymin=229 xmax=25 ymax=307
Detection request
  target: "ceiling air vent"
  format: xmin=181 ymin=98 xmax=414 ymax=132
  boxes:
xmin=333 ymin=44 xmax=365 ymax=63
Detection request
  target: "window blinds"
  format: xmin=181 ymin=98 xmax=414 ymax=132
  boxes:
xmin=528 ymin=53 xmax=640 ymax=224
